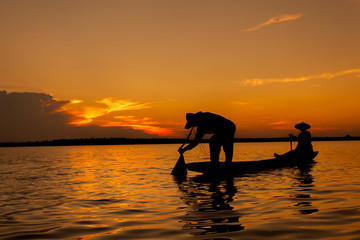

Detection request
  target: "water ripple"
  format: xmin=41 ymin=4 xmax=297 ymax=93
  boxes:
xmin=1 ymin=143 xmax=360 ymax=239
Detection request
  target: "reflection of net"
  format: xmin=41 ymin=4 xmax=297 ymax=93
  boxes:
xmin=189 ymin=127 xmax=210 ymax=160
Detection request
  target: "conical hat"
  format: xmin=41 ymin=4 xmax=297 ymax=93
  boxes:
xmin=295 ymin=122 xmax=311 ymax=130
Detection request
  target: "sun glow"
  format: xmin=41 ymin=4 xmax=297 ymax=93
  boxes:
xmin=70 ymin=99 xmax=83 ymax=104
xmin=99 ymin=116 xmax=175 ymax=136
xmin=102 ymin=122 xmax=174 ymax=136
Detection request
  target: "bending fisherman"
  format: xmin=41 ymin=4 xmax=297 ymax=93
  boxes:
xmin=178 ymin=112 xmax=236 ymax=163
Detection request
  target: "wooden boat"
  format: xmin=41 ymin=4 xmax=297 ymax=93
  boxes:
xmin=186 ymin=151 xmax=318 ymax=175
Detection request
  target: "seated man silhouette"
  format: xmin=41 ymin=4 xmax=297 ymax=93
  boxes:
xmin=178 ymin=112 xmax=236 ymax=163
xmin=274 ymin=122 xmax=314 ymax=158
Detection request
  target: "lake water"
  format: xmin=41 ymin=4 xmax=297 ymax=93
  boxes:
xmin=1 ymin=141 xmax=360 ymax=240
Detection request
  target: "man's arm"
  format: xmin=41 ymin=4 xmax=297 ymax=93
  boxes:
xmin=179 ymin=130 xmax=204 ymax=153
xmin=289 ymin=133 xmax=298 ymax=139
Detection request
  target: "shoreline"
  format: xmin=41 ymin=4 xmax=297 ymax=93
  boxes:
xmin=1 ymin=136 xmax=359 ymax=148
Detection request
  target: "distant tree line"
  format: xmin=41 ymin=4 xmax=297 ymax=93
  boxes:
xmin=0 ymin=135 xmax=359 ymax=147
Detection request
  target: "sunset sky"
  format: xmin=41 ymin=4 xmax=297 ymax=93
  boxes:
xmin=1 ymin=0 xmax=360 ymax=142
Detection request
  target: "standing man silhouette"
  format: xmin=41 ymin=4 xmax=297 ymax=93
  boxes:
xmin=178 ymin=112 xmax=236 ymax=163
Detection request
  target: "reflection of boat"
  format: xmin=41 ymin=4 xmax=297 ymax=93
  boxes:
xmin=175 ymin=152 xmax=319 ymax=237
xmin=186 ymin=151 xmax=318 ymax=175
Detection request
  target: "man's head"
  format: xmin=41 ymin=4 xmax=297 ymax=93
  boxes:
xmin=185 ymin=112 xmax=202 ymax=129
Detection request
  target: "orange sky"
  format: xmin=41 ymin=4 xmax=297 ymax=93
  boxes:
xmin=1 ymin=0 xmax=360 ymax=141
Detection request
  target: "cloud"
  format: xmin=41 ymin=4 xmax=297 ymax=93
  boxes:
xmin=268 ymin=120 xmax=293 ymax=130
xmin=68 ymin=98 xmax=151 ymax=125
xmin=234 ymin=101 xmax=248 ymax=106
xmin=66 ymin=98 xmax=175 ymax=136
xmin=269 ymin=120 xmax=289 ymax=126
xmin=0 ymin=91 xmax=167 ymax=142
xmin=242 ymin=13 xmax=303 ymax=32
xmin=67 ymin=97 xmax=176 ymax=136
xmin=238 ymin=69 xmax=360 ymax=86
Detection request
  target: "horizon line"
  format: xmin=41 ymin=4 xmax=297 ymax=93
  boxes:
xmin=1 ymin=135 xmax=358 ymax=147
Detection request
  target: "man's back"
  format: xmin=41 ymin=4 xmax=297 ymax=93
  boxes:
xmin=197 ymin=112 xmax=234 ymax=134
xmin=296 ymin=131 xmax=313 ymax=152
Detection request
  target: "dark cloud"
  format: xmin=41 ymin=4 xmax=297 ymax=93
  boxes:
xmin=0 ymin=90 xmax=156 ymax=142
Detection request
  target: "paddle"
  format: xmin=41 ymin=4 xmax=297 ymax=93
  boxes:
xmin=171 ymin=128 xmax=193 ymax=176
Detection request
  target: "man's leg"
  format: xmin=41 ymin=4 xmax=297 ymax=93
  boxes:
xmin=223 ymin=140 xmax=234 ymax=163
xmin=210 ymin=135 xmax=221 ymax=163
xmin=224 ymin=123 xmax=236 ymax=163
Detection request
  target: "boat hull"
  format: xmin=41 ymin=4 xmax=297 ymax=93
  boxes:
xmin=186 ymin=152 xmax=318 ymax=175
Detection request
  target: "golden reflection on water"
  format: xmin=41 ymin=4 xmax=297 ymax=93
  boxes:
xmin=63 ymin=145 xmax=168 ymax=198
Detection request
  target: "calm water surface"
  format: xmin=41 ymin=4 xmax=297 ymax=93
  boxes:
xmin=1 ymin=141 xmax=360 ymax=240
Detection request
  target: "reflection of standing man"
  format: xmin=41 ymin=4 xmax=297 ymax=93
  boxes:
xmin=178 ymin=112 xmax=236 ymax=163
xmin=176 ymin=177 xmax=244 ymax=235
